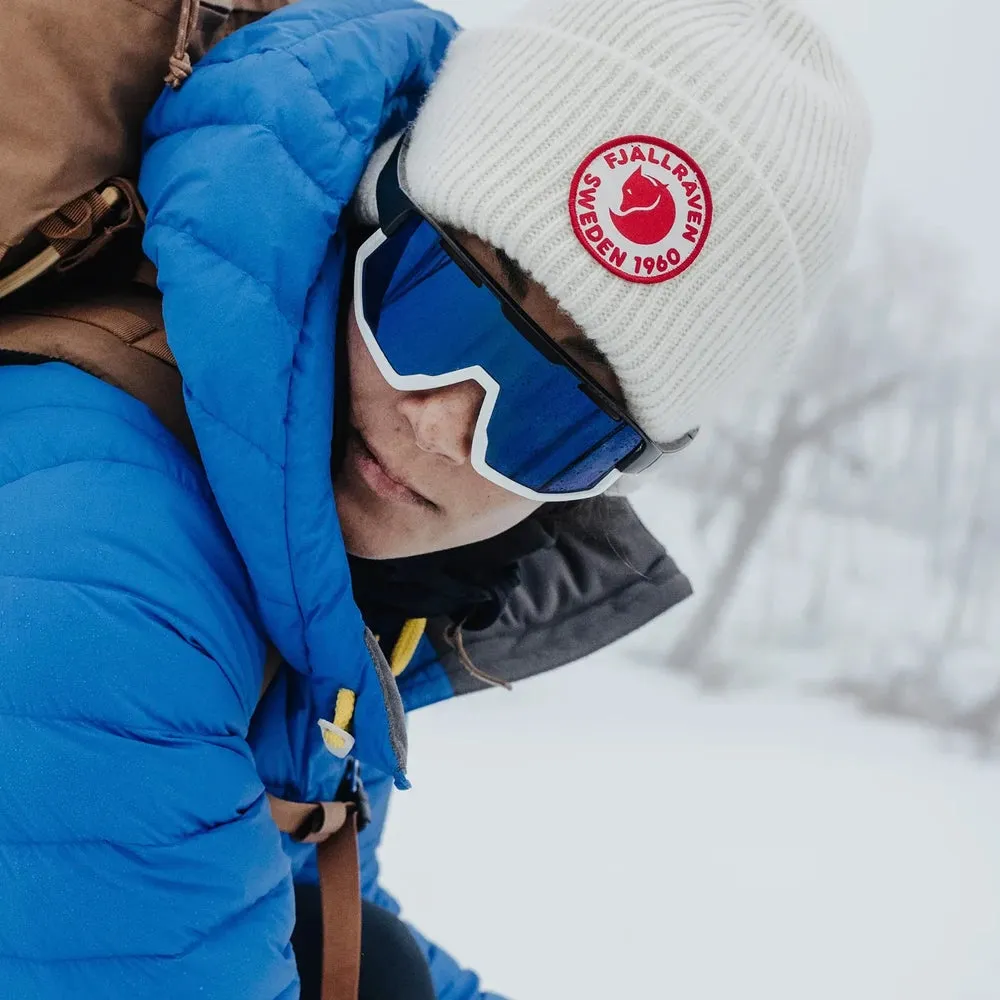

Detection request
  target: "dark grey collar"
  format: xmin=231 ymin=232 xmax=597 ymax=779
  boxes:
xmin=424 ymin=498 xmax=692 ymax=696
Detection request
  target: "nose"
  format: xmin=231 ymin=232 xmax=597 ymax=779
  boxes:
xmin=396 ymin=380 xmax=486 ymax=465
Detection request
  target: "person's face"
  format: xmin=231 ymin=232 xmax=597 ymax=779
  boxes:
xmin=335 ymin=234 xmax=622 ymax=559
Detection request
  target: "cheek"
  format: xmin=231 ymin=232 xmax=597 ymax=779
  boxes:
xmin=345 ymin=306 xmax=387 ymax=406
xmin=445 ymin=474 xmax=541 ymax=545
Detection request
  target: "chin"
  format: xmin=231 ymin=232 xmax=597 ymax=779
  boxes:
xmin=340 ymin=518 xmax=451 ymax=560
xmin=335 ymin=490 xmax=423 ymax=559
xmin=343 ymin=532 xmax=415 ymax=561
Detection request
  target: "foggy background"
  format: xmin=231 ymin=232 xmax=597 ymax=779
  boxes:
xmin=380 ymin=3 xmax=1000 ymax=998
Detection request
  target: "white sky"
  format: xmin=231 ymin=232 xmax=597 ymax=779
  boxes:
xmin=431 ymin=0 xmax=1000 ymax=306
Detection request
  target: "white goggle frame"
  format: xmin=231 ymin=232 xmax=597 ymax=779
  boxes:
xmin=353 ymin=228 xmax=624 ymax=504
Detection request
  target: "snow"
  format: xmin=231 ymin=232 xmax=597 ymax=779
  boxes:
xmin=380 ymin=651 xmax=1000 ymax=999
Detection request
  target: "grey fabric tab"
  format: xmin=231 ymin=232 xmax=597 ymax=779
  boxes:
xmin=365 ymin=626 xmax=408 ymax=774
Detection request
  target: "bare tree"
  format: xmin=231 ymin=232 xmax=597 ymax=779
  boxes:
xmin=831 ymin=356 xmax=1000 ymax=750
xmin=668 ymin=376 xmax=903 ymax=675
xmin=666 ymin=219 xmax=962 ymax=681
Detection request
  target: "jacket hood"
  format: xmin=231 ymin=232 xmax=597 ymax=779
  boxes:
xmin=139 ymin=0 xmax=457 ymax=784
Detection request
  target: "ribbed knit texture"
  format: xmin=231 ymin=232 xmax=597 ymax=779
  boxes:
xmin=358 ymin=0 xmax=871 ymax=441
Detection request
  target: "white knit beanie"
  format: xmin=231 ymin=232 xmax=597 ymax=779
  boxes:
xmin=359 ymin=0 xmax=871 ymax=443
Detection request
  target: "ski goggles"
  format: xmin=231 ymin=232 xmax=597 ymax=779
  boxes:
xmin=352 ymin=137 xmax=697 ymax=502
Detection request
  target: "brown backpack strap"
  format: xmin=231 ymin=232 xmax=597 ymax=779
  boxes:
xmin=267 ymin=798 xmax=361 ymax=1000
xmin=0 ymin=289 xmax=196 ymax=455
xmin=43 ymin=298 xmax=177 ymax=366
xmin=262 ymin=648 xmax=363 ymax=1000
xmin=320 ymin=814 xmax=362 ymax=1000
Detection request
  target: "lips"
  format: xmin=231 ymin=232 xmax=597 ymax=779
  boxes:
xmin=347 ymin=428 xmax=433 ymax=508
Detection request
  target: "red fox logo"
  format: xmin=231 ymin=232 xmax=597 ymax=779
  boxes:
xmin=610 ymin=168 xmax=677 ymax=246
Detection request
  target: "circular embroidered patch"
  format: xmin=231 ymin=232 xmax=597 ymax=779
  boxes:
xmin=568 ymin=135 xmax=713 ymax=284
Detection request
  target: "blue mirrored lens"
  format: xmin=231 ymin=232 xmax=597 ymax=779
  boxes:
xmin=361 ymin=219 xmax=642 ymax=494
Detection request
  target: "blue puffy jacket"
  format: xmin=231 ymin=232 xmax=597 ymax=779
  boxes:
xmin=0 ymin=3 xmax=689 ymax=997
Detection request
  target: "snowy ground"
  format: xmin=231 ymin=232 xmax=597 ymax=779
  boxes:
xmin=380 ymin=649 xmax=1000 ymax=1000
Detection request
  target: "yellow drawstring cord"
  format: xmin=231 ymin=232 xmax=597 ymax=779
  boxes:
xmin=332 ymin=688 xmax=356 ymax=733
xmin=390 ymin=617 xmax=427 ymax=677
xmin=326 ymin=619 xmax=428 ymax=749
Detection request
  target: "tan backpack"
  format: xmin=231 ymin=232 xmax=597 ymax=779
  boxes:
xmin=0 ymin=0 xmax=285 ymax=301
xmin=0 ymin=4 xmax=366 ymax=996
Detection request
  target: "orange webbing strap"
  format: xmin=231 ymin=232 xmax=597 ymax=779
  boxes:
xmin=261 ymin=648 xmax=363 ymax=1000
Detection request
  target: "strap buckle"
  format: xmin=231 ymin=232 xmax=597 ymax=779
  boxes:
xmin=336 ymin=759 xmax=371 ymax=834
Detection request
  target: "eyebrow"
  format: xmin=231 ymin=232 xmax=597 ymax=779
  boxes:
xmin=562 ymin=334 xmax=614 ymax=374
xmin=494 ymin=247 xmax=531 ymax=300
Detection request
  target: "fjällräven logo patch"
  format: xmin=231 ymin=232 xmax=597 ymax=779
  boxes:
xmin=569 ymin=136 xmax=713 ymax=284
